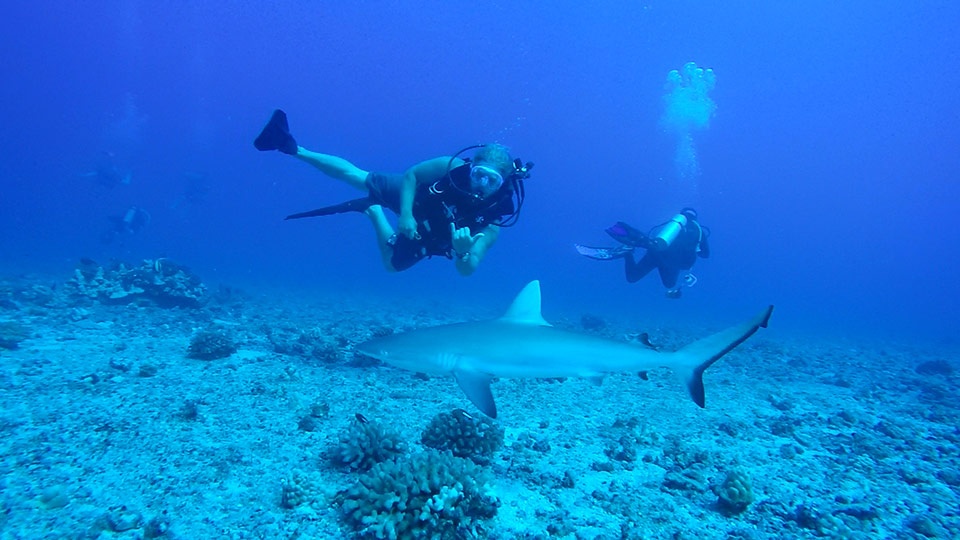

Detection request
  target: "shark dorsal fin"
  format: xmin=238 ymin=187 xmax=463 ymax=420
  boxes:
xmin=500 ymin=280 xmax=551 ymax=326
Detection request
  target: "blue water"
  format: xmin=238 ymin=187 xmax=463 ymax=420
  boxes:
xmin=2 ymin=1 xmax=958 ymax=342
xmin=3 ymin=4 xmax=960 ymax=538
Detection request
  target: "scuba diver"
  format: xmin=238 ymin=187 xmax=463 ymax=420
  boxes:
xmin=81 ymin=151 xmax=132 ymax=189
xmin=102 ymin=205 xmax=151 ymax=244
xmin=576 ymin=208 xmax=710 ymax=298
xmin=254 ymin=109 xmax=532 ymax=275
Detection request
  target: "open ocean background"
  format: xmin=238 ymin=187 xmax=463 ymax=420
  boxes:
xmin=2 ymin=3 xmax=960 ymax=538
xmin=3 ymin=1 xmax=957 ymax=342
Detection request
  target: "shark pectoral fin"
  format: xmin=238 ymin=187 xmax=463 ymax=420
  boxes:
xmin=453 ymin=370 xmax=497 ymax=419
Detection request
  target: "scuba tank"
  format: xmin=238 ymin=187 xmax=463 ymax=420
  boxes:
xmin=122 ymin=207 xmax=140 ymax=227
xmin=650 ymin=213 xmax=688 ymax=251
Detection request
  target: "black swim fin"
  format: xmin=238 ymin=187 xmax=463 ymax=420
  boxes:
xmin=285 ymin=197 xmax=375 ymax=220
xmin=254 ymin=109 xmax=298 ymax=155
xmin=606 ymin=221 xmax=650 ymax=248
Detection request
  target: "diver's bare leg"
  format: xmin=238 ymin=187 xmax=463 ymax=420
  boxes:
xmin=364 ymin=205 xmax=398 ymax=272
xmin=295 ymin=148 xmax=369 ymax=191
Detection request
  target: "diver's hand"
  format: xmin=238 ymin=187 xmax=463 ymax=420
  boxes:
xmin=450 ymin=223 xmax=484 ymax=257
xmin=398 ymin=213 xmax=418 ymax=239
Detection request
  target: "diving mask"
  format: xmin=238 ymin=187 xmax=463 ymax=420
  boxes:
xmin=469 ymin=164 xmax=504 ymax=196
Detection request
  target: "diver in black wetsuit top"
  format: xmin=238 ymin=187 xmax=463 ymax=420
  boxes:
xmin=254 ymin=109 xmax=532 ymax=275
xmin=576 ymin=208 xmax=710 ymax=298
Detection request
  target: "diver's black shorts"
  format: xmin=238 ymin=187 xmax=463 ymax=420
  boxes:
xmin=365 ymin=172 xmax=447 ymax=271
xmin=388 ymin=234 xmax=435 ymax=271
xmin=364 ymin=172 xmax=403 ymax=213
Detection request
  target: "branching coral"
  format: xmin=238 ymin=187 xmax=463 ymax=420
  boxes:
xmin=329 ymin=415 xmax=406 ymax=472
xmin=337 ymin=450 xmax=498 ymax=539
xmin=67 ymin=259 xmax=206 ymax=308
xmin=421 ymin=409 xmax=504 ymax=466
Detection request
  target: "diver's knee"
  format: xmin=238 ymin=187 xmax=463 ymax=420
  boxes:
xmin=351 ymin=169 xmax=371 ymax=186
xmin=378 ymin=248 xmax=398 ymax=272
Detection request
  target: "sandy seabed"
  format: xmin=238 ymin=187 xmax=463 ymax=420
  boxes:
xmin=0 ymin=274 xmax=957 ymax=540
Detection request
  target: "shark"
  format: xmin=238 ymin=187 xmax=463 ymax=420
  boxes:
xmin=356 ymin=280 xmax=773 ymax=418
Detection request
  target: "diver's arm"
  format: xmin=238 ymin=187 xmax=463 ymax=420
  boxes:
xmin=697 ymin=225 xmax=710 ymax=258
xmin=453 ymin=224 xmax=500 ymax=276
xmin=396 ymin=169 xmax=419 ymax=238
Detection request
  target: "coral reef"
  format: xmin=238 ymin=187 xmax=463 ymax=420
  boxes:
xmin=0 ymin=320 xmax=30 ymax=350
xmin=787 ymin=501 xmax=882 ymax=537
xmin=66 ymin=258 xmax=206 ymax=308
xmin=421 ymin=409 xmax=504 ymax=466
xmin=329 ymin=415 xmax=406 ymax=472
xmin=263 ymin=324 xmax=345 ymax=364
xmin=602 ymin=416 xmax=663 ymax=468
xmin=916 ymin=359 xmax=953 ymax=376
xmin=91 ymin=505 xmax=144 ymax=534
xmin=580 ymin=313 xmax=606 ymax=331
xmin=262 ymin=316 xmax=394 ymax=366
xmin=337 ymin=450 xmax=498 ymax=539
xmin=715 ymin=469 xmax=754 ymax=515
xmin=0 ymin=278 xmax=56 ymax=308
xmin=662 ymin=465 xmax=709 ymax=494
xmin=187 ymin=329 xmax=237 ymax=360
xmin=280 ymin=471 xmax=324 ymax=509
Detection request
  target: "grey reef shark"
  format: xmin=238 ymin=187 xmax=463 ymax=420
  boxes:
xmin=358 ymin=280 xmax=773 ymax=418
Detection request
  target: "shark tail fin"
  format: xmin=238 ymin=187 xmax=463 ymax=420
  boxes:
xmin=672 ymin=305 xmax=774 ymax=407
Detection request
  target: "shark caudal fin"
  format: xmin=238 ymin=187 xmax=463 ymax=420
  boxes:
xmin=672 ymin=305 xmax=774 ymax=407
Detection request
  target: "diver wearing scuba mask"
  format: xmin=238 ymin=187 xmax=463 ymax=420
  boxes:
xmin=468 ymin=164 xmax=505 ymax=199
xmin=575 ymin=208 xmax=710 ymax=298
xmin=254 ymin=109 xmax=532 ymax=275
